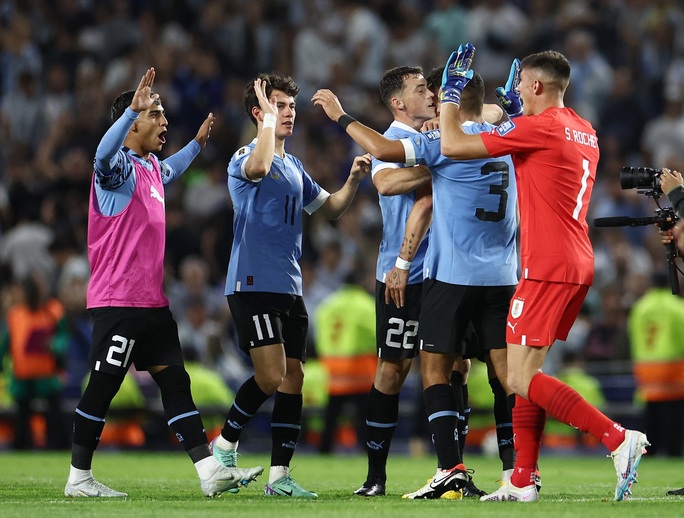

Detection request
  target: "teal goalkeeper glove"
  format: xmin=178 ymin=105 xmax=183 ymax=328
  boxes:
xmin=441 ymin=43 xmax=475 ymax=106
xmin=495 ymin=59 xmax=523 ymax=118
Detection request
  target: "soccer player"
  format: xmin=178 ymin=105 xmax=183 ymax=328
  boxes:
xmin=350 ymin=66 xmax=434 ymax=498
xmin=64 ymin=68 xmax=263 ymax=498
xmin=211 ymin=74 xmax=370 ymax=498
xmin=312 ymin=71 xmax=516 ymax=500
xmin=385 ymin=67 xmax=518 ymax=494
xmin=438 ymin=43 xmax=649 ymax=502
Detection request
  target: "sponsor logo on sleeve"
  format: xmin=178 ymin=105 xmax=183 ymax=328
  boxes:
xmin=496 ymin=120 xmax=516 ymax=136
xmin=424 ymin=129 xmax=441 ymax=142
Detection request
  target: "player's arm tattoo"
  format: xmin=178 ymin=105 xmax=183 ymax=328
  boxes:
xmin=399 ymin=231 xmax=418 ymax=260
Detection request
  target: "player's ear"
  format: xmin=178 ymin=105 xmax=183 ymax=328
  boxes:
xmin=391 ymin=96 xmax=404 ymax=112
xmin=251 ymin=105 xmax=262 ymax=123
xmin=533 ymin=79 xmax=543 ymax=95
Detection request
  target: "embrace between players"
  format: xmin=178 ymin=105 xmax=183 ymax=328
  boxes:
xmin=66 ymin=43 xmax=648 ymax=503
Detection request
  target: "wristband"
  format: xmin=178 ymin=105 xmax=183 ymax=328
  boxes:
xmin=262 ymin=113 xmax=277 ymax=129
xmin=395 ymin=257 xmax=412 ymax=270
xmin=338 ymin=114 xmax=357 ymax=130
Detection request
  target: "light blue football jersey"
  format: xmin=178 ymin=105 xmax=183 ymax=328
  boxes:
xmin=401 ymin=122 xmax=518 ymax=286
xmin=225 ymin=140 xmax=329 ymax=296
xmin=371 ymin=121 xmax=429 ymax=285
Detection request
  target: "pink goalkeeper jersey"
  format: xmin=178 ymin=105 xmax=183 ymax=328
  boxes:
xmin=87 ymin=156 xmax=168 ymax=308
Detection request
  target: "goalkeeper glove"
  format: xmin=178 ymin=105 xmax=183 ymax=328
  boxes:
xmin=495 ymin=58 xmax=523 ymax=118
xmin=441 ymin=43 xmax=475 ymax=106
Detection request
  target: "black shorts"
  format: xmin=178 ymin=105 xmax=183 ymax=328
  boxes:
xmin=227 ymin=292 xmax=308 ymax=361
xmin=419 ymin=279 xmax=515 ymax=356
xmin=88 ymin=306 xmax=184 ymax=376
xmin=375 ymin=280 xmax=422 ymax=360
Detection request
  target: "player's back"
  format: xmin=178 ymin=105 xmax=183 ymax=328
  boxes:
xmin=403 ymin=123 xmax=518 ymax=286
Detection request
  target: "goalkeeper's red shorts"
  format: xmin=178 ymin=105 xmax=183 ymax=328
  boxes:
xmin=505 ymin=279 xmax=589 ymax=347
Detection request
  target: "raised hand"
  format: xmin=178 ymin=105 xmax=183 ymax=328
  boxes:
xmin=130 ymin=67 xmax=159 ymax=113
xmin=441 ymin=43 xmax=475 ymax=106
xmin=350 ymin=153 xmax=371 ymax=181
xmin=311 ymin=89 xmax=346 ymax=122
xmin=254 ymin=78 xmax=277 ymax=117
xmin=495 ymin=59 xmax=523 ymax=118
xmin=194 ymin=112 xmax=216 ymax=148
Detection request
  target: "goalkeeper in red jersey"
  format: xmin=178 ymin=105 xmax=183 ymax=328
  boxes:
xmin=438 ymin=43 xmax=649 ymax=502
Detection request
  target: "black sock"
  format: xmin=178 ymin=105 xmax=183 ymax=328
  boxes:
xmin=71 ymin=370 xmax=124 ymax=469
xmin=450 ymin=371 xmax=465 ymax=456
xmin=222 ymin=376 xmax=271 ymax=442
xmin=364 ymin=386 xmax=399 ymax=483
xmin=270 ymin=391 xmax=302 ymax=467
xmin=489 ymin=378 xmax=515 ymax=470
xmin=461 ymin=383 xmax=470 ymax=456
xmin=424 ymin=384 xmax=460 ymax=469
xmin=153 ymin=366 xmax=208 ymax=453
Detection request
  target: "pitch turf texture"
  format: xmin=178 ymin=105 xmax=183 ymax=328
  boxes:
xmin=1 ymin=451 xmax=682 ymax=517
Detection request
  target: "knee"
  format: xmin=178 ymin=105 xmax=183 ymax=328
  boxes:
xmin=153 ymin=365 xmax=191 ymax=394
xmin=254 ymin=372 xmax=284 ymax=394
xmin=505 ymin=371 xmax=529 ymax=398
xmin=284 ymin=362 xmax=305 ymax=391
xmin=375 ymin=360 xmax=409 ymax=393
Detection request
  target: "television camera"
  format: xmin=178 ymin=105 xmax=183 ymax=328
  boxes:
xmin=593 ymin=167 xmax=680 ymax=294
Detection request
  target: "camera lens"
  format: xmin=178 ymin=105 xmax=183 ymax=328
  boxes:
xmin=619 ymin=166 xmax=661 ymax=191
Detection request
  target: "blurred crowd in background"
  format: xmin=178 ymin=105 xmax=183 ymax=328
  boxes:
xmin=1 ymin=0 xmax=684 ymax=454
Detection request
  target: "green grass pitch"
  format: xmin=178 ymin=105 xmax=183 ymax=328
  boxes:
xmin=0 ymin=451 xmax=682 ymax=517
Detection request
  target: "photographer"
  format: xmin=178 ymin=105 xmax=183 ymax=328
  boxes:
xmin=659 ymin=168 xmax=684 ymax=252
xmin=651 ymin=168 xmax=684 ymax=494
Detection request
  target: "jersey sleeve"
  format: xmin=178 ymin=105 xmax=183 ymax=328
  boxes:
xmin=371 ymin=156 xmax=401 ymax=179
xmin=296 ymin=157 xmax=330 ymax=214
xmin=480 ymin=116 xmax=550 ymax=158
xmin=228 ymin=144 xmax=262 ymax=183
xmin=400 ymin=130 xmax=442 ymax=167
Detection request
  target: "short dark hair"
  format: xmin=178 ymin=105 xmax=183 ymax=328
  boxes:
xmin=110 ymin=89 xmax=161 ymax=121
xmin=426 ymin=66 xmax=444 ymax=94
xmin=460 ymin=72 xmax=485 ymax=116
xmin=521 ymin=50 xmax=571 ymax=92
xmin=243 ymin=74 xmax=300 ymax=126
xmin=379 ymin=66 xmax=424 ymax=109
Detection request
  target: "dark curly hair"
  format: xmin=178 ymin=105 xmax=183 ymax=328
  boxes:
xmin=243 ymin=74 xmax=300 ymax=126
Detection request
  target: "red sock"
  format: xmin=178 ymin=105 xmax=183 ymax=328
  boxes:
xmin=527 ymin=372 xmax=625 ymax=451
xmin=510 ymin=395 xmax=545 ymax=488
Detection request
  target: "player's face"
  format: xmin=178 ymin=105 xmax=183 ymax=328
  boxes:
xmin=134 ymin=101 xmax=168 ymax=153
xmin=271 ymin=89 xmax=296 ymax=139
xmin=400 ymin=75 xmax=436 ymax=121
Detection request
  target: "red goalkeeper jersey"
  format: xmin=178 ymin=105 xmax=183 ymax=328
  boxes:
xmin=481 ymin=107 xmax=599 ymax=285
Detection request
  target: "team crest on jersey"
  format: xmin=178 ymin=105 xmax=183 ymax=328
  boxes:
xmin=423 ymin=129 xmax=440 ymax=143
xmin=510 ymin=297 xmax=524 ymax=318
xmin=496 ymin=120 xmax=516 ymax=136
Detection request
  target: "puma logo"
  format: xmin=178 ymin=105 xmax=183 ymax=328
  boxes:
xmin=150 ymin=185 xmax=164 ymax=206
xmin=507 ymin=321 xmax=518 ymax=333
xmin=367 ymin=440 xmax=385 ymax=451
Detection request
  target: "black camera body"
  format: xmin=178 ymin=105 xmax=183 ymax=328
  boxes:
xmin=597 ymin=165 xmax=680 ymax=294
xmin=619 ymin=166 xmax=663 ymax=194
